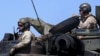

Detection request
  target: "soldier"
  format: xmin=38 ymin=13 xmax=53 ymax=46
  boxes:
xmin=78 ymin=3 xmax=98 ymax=39
xmin=9 ymin=18 xmax=35 ymax=56
xmin=78 ymin=3 xmax=98 ymax=29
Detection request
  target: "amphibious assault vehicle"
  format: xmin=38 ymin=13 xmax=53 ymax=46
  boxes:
xmin=0 ymin=6 xmax=100 ymax=56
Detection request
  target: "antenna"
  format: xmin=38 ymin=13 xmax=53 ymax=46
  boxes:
xmin=13 ymin=26 xmax=19 ymax=40
xmin=13 ymin=26 xmax=16 ymax=40
xmin=30 ymin=0 xmax=42 ymax=26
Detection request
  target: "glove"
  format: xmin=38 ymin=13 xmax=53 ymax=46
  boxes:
xmin=9 ymin=47 xmax=15 ymax=56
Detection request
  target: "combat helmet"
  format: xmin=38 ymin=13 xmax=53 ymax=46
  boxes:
xmin=18 ymin=18 xmax=30 ymax=30
xmin=79 ymin=3 xmax=91 ymax=13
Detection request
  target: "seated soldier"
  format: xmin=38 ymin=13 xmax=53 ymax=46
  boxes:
xmin=78 ymin=3 xmax=98 ymax=29
xmin=9 ymin=18 xmax=35 ymax=56
xmin=77 ymin=3 xmax=98 ymax=39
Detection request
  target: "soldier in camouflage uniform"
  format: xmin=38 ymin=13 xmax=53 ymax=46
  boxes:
xmin=9 ymin=18 xmax=35 ymax=56
xmin=78 ymin=3 xmax=98 ymax=39
xmin=78 ymin=3 xmax=98 ymax=29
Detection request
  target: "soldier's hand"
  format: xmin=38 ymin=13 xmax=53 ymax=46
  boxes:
xmin=9 ymin=48 xmax=15 ymax=56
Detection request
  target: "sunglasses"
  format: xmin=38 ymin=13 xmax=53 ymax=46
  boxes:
xmin=18 ymin=24 xmax=24 ymax=27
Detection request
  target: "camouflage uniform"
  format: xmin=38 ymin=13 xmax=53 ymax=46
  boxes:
xmin=14 ymin=30 xmax=35 ymax=49
xmin=78 ymin=15 xmax=98 ymax=29
xmin=10 ymin=18 xmax=35 ymax=56
xmin=78 ymin=3 xmax=98 ymax=39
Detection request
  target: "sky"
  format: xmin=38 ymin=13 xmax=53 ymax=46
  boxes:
xmin=0 ymin=0 xmax=100 ymax=41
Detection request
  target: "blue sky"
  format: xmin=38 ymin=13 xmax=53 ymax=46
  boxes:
xmin=0 ymin=0 xmax=100 ymax=40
